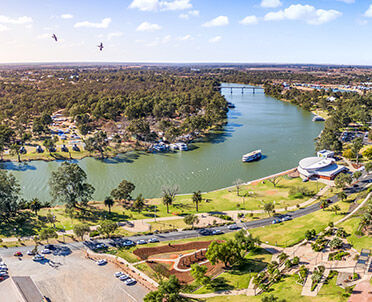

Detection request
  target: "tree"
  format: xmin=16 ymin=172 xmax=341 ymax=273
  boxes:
xmin=144 ymin=275 xmax=188 ymax=302
xmin=267 ymin=176 xmax=281 ymax=188
xmin=331 ymin=205 xmax=341 ymax=215
xmin=305 ymin=229 xmax=316 ymax=240
xmin=29 ymin=198 xmax=42 ymax=216
xmin=353 ymin=171 xmax=362 ymax=181
xmin=104 ymin=196 xmax=114 ymax=213
xmin=261 ymin=294 xmax=286 ymax=302
xmin=334 ymin=173 xmax=352 ymax=189
xmin=98 ymin=220 xmax=118 ymax=238
xmin=342 ymin=149 xmax=354 ymax=160
xmin=206 ymin=240 xmax=236 ymax=268
xmin=84 ymin=131 xmax=108 ymax=160
xmin=184 ymin=214 xmax=199 ymax=228
xmin=127 ymin=119 xmax=151 ymax=140
xmin=320 ymin=200 xmax=329 ymax=210
xmin=43 ymin=139 xmax=56 ymax=155
xmin=161 ymin=184 xmax=179 ymax=214
xmin=73 ymin=223 xmax=90 ymax=241
xmin=190 ymin=264 xmax=210 ymax=286
xmin=111 ymin=179 xmax=135 ymax=202
xmin=365 ymin=162 xmax=372 ymax=174
xmin=133 ymin=194 xmax=145 ymax=213
xmin=351 ymin=137 xmax=363 ymax=164
xmin=49 ymin=162 xmax=95 ymax=208
xmin=192 ymin=191 xmax=202 ymax=212
xmin=234 ymin=230 xmax=260 ymax=263
xmin=264 ymin=201 xmax=275 ymax=217
xmin=337 ymin=191 xmax=347 ymax=202
xmin=9 ymin=143 xmax=22 ymax=163
xmin=329 ymin=237 xmax=343 ymax=250
xmin=278 ymin=252 xmax=289 ymax=263
xmin=39 ymin=228 xmax=58 ymax=243
xmin=362 ymin=146 xmax=372 ymax=160
xmin=233 ymin=179 xmax=243 ymax=196
xmin=0 ymin=170 xmax=21 ymax=220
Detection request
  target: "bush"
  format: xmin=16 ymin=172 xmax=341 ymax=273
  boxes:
xmin=336 ymin=227 xmax=348 ymax=238
xmin=211 ymin=214 xmax=233 ymax=221
xmin=89 ymin=230 xmax=100 ymax=238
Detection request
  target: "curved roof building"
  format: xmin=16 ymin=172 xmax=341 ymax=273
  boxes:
xmin=298 ymin=157 xmax=348 ymax=180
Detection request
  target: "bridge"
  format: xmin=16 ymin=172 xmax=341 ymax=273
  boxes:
xmin=219 ymin=86 xmax=264 ymax=94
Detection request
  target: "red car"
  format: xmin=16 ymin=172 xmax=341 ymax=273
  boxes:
xmin=14 ymin=252 xmax=23 ymax=257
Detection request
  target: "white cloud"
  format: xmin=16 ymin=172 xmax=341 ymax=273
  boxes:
xmin=264 ymin=4 xmax=342 ymax=25
xmin=208 ymin=36 xmax=221 ymax=43
xmin=240 ymin=15 xmax=258 ymax=25
xmin=336 ymin=0 xmax=354 ymax=3
xmin=74 ymin=18 xmax=111 ymax=28
xmin=129 ymin=0 xmax=192 ymax=12
xmin=162 ymin=35 xmax=171 ymax=43
xmin=108 ymin=32 xmax=123 ymax=40
xmin=365 ymin=4 xmax=372 ymax=18
xmin=179 ymin=9 xmax=199 ymax=19
xmin=178 ymin=34 xmax=193 ymax=41
xmin=202 ymin=16 xmax=229 ymax=27
xmin=0 ymin=24 xmax=8 ymax=31
xmin=136 ymin=21 xmax=162 ymax=31
xmin=61 ymin=14 xmax=74 ymax=19
xmin=261 ymin=0 xmax=282 ymax=8
xmin=37 ymin=33 xmax=50 ymax=39
xmin=0 ymin=15 xmax=33 ymax=24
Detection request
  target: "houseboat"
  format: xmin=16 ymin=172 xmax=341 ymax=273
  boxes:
xmin=242 ymin=150 xmax=262 ymax=162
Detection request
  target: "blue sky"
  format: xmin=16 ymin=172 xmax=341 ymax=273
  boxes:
xmin=0 ymin=0 xmax=372 ymax=64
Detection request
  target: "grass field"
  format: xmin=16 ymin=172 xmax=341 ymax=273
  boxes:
xmin=204 ymin=274 xmax=348 ymax=302
xmin=340 ymin=217 xmax=372 ymax=252
xmin=249 ymin=201 xmax=351 ymax=247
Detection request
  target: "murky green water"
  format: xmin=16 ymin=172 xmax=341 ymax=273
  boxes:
xmin=1 ymin=84 xmax=323 ymax=202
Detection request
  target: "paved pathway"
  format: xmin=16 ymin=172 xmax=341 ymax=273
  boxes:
xmin=348 ymin=280 xmax=372 ymax=302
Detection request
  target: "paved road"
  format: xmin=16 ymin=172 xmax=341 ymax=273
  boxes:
xmin=1 ymin=174 xmax=370 ymax=259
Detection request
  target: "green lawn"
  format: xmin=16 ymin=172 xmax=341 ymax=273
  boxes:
xmin=340 ymin=217 xmax=372 ymax=252
xmin=204 ymin=274 xmax=348 ymax=302
xmin=249 ymin=201 xmax=350 ymax=247
xmin=194 ymin=248 xmax=272 ymax=294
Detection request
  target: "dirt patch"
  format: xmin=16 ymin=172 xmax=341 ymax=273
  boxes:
xmin=134 ymin=241 xmax=215 ymax=260
xmin=265 ymin=190 xmax=278 ymax=196
xmin=170 ymin=261 xmax=224 ymax=284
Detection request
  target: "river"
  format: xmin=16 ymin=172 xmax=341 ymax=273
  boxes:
xmin=0 ymin=84 xmax=324 ymax=202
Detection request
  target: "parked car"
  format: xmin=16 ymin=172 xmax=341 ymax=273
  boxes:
xmin=41 ymin=249 xmax=51 ymax=254
xmin=272 ymin=219 xmax=281 ymax=224
xmin=33 ymin=255 xmax=44 ymax=261
xmin=96 ymin=259 xmax=107 ymax=266
xmin=136 ymin=240 xmax=147 ymax=245
xmin=27 ymin=250 xmax=36 ymax=256
xmin=115 ymin=272 xmax=124 ymax=278
xmin=199 ymin=229 xmax=212 ymax=236
xmin=13 ymin=252 xmax=23 ymax=257
xmin=95 ymin=243 xmax=107 ymax=249
xmin=228 ymin=224 xmax=240 ymax=230
xmin=0 ymin=272 xmax=8 ymax=278
xmin=125 ymin=278 xmax=136 ymax=285
xmin=122 ymin=240 xmax=135 ymax=247
xmin=45 ymin=244 xmax=56 ymax=250
xmin=148 ymin=238 xmax=159 ymax=243
xmin=282 ymin=216 xmax=292 ymax=221
xmin=119 ymin=274 xmax=130 ymax=281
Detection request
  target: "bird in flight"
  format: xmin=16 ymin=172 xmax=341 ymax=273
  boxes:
xmin=98 ymin=42 xmax=104 ymax=51
xmin=52 ymin=34 xmax=58 ymax=42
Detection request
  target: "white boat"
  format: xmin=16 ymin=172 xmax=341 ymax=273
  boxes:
xmin=312 ymin=115 xmax=325 ymax=122
xmin=176 ymin=143 xmax=188 ymax=151
xmin=242 ymin=150 xmax=262 ymax=162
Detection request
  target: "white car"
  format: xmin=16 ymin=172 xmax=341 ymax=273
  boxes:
xmin=136 ymin=240 xmax=147 ymax=245
xmin=125 ymin=278 xmax=136 ymax=285
xmin=33 ymin=255 xmax=44 ymax=261
xmin=119 ymin=274 xmax=130 ymax=281
xmin=41 ymin=249 xmax=51 ymax=254
xmin=115 ymin=272 xmax=123 ymax=278
xmin=148 ymin=238 xmax=159 ymax=243
xmin=228 ymin=224 xmax=239 ymax=230
xmin=27 ymin=250 xmax=36 ymax=256
xmin=96 ymin=259 xmax=107 ymax=266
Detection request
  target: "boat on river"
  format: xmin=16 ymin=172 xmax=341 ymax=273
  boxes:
xmin=242 ymin=150 xmax=262 ymax=162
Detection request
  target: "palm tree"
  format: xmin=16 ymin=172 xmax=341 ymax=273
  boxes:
xmin=337 ymin=191 xmax=347 ymax=202
xmin=332 ymin=205 xmax=341 ymax=215
xmin=29 ymin=198 xmax=42 ymax=216
xmin=192 ymin=191 xmax=202 ymax=212
xmin=320 ymin=200 xmax=329 ymax=211
xmin=104 ymin=196 xmax=114 ymax=213
xmin=163 ymin=194 xmax=172 ymax=214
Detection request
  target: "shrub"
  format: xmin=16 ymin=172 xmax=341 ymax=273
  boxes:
xmin=89 ymin=230 xmax=100 ymax=237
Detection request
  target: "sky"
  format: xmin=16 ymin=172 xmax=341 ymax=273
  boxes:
xmin=0 ymin=0 xmax=372 ymax=64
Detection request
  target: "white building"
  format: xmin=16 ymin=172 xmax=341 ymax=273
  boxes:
xmin=298 ymin=157 xmax=348 ymax=180
xmin=317 ymin=149 xmax=335 ymax=158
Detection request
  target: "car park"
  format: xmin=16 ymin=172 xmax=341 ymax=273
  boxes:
xmin=96 ymin=259 xmax=107 ymax=266
xmin=148 ymin=238 xmax=159 ymax=243
xmin=136 ymin=240 xmax=147 ymax=245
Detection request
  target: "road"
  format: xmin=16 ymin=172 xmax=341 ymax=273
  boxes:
xmin=1 ymin=173 xmax=370 ymax=259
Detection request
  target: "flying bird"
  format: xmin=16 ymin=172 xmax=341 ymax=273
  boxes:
xmin=52 ymin=34 xmax=58 ymax=42
xmin=97 ymin=42 xmax=104 ymax=51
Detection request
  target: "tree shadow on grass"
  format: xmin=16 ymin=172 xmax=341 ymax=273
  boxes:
xmin=208 ymin=277 xmax=234 ymax=292
xmin=0 ymin=212 xmax=43 ymax=238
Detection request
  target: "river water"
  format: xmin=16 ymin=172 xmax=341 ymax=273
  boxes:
xmin=1 ymin=84 xmax=323 ymax=202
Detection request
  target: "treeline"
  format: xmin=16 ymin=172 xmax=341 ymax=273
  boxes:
xmin=264 ymin=83 xmax=372 ymax=151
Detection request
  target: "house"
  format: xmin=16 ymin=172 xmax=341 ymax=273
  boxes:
xmin=298 ymin=157 xmax=348 ymax=180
